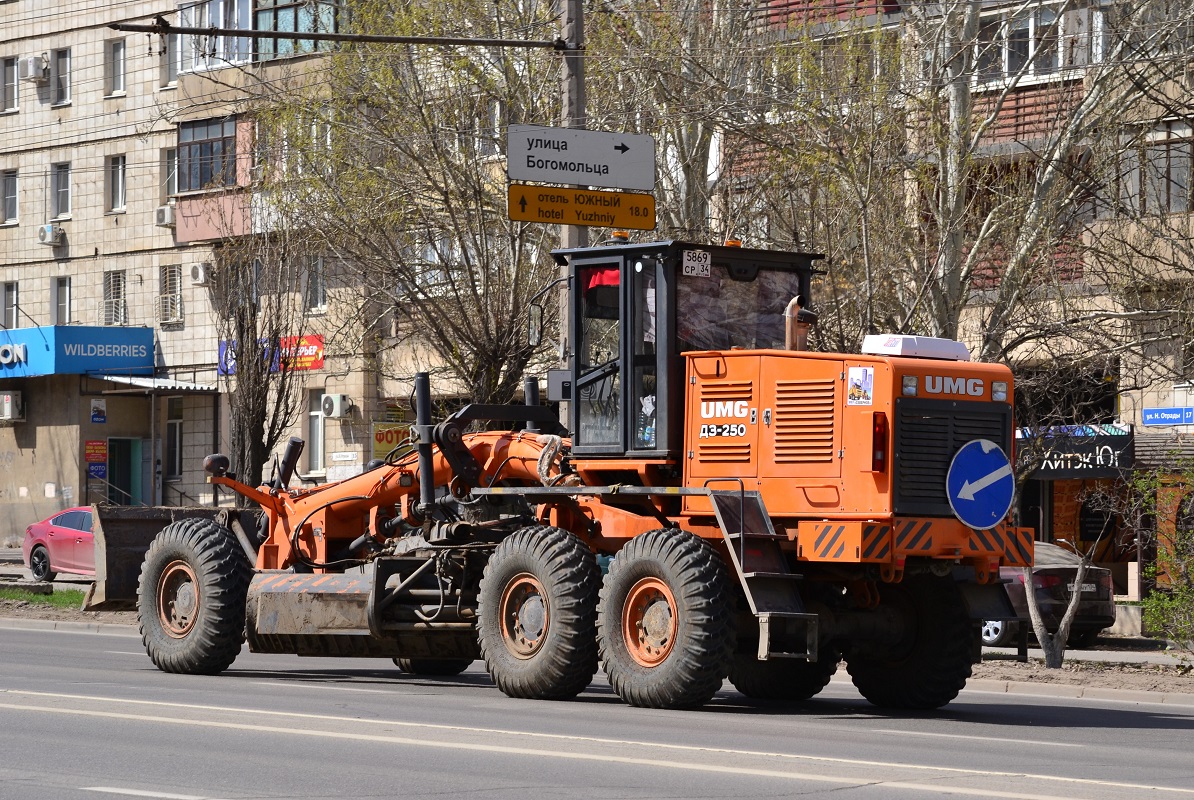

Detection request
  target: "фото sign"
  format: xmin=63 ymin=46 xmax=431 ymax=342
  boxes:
xmin=0 ymin=326 xmax=153 ymax=377
xmin=372 ymin=423 xmax=412 ymax=462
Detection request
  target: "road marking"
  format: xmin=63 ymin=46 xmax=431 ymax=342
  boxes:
xmin=83 ymin=789 xmax=210 ymax=799
xmin=253 ymin=680 xmax=397 ymax=694
xmin=3 ymin=690 xmax=1193 ymax=798
xmin=869 ymin=729 xmax=1080 ymax=748
xmin=103 ymin=652 xmax=147 ymax=656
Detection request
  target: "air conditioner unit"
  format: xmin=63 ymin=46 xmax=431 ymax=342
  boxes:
xmin=321 ymin=393 xmax=350 ymax=419
xmin=37 ymin=223 xmax=63 ymax=246
xmin=155 ymin=205 xmax=176 ymax=228
xmin=189 ymin=262 xmax=211 ymax=286
xmin=18 ymin=55 xmax=47 ymax=83
xmin=0 ymin=391 xmax=23 ymax=422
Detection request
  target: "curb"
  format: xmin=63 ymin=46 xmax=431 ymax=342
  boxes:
xmin=0 ymin=616 xmax=139 ymax=637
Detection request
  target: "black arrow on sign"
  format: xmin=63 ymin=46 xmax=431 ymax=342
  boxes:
xmin=615 ymin=143 xmax=629 ymax=154
xmin=519 ymin=195 xmax=528 ymax=212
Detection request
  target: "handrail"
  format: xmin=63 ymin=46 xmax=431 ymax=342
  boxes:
xmin=86 ymin=477 xmax=143 ymax=507
xmin=163 ymin=482 xmax=201 ymax=506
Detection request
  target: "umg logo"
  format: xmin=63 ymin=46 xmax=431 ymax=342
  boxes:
xmin=700 ymin=400 xmax=749 ymax=419
xmin=925 ymin=376 xmax=984 ymax=397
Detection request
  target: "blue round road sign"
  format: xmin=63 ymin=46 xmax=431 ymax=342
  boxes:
xmin=946 ymin=438 xmax=1014 ymax=530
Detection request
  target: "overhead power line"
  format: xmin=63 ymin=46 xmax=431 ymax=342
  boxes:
xmin=109 ymin=16 xmax=572 ymax=51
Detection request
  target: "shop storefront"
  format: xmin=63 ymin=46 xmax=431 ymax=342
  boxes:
xmin=0 ymin=326 xmax=181 ymax=534
xmin=1017 ymin=424 xmax=1136 ymax=592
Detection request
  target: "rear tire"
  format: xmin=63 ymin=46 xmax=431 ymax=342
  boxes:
xmin=729 ymin=649 xmax=840 ymax=702
xmin=137 ymin=517 xmax=252 ymax=675
xmin=598 ymin=529 xmax=734 ymax=709
xmin=846 ymin=576 xmax=973 ymax=709
xmin=393 ymin=658 xmax=473 ymax=676
xmin=29 ymin=545 xmax=55 ymax=583
xmin=1068 ymin=628 xmax=1101 ymax=649
xmin=477 ymin=526 xmax=600 ymax=700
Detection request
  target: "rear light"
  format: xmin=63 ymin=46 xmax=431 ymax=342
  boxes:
xmin=1035 ymin=574 xmax=1063 ymax=588
xmin=902 ymin=375 xmax=918 ymax=396
xmin=992 ymin=381 xmax=1008 ymax=402
xmin=871 ymin=412 xmax=888 ymax=472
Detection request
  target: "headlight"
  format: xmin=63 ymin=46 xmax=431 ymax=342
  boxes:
xmin=992 ymin=381 xmax=1008 ymax=402
xmin=902 ymin=376 xmax=918 ymax=396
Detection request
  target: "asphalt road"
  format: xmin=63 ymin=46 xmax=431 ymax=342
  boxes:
xmin=2 ymin=627 xmax=1194 ymax=800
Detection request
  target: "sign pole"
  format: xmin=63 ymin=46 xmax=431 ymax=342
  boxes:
xmin=557 ymin=0 xmax=586 ymax=424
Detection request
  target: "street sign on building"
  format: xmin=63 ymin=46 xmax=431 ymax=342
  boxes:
xmin=507 ymin=125 xmax=656 ymax=192
xmin=507 ymin=184 xmax=656 ymax=231
xmin=946 ymin=438 xmax=1015 ymax=531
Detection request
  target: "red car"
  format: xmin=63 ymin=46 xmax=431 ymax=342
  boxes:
xmin=22 ymin=506 xmax=95 ymax=582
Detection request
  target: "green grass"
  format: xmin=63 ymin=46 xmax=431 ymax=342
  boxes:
xmin=0 ymin=587 xmax=86 ymax=608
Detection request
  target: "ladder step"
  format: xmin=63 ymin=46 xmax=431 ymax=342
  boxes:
xmin=724 ymin=531 xmax=787 ymax=540
xmin=743 ymin=571 xmax=802 ymax=580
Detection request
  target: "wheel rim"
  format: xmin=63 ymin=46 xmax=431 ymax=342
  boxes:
xmin=158 ymin=560 xmax=201 ymax=638
xmin=31 ymin=548 xmax=49 ymax=580
xmin=622 ymin=577 xmax=677 ymax=667
xmin=981 ymin=619 xmax=1003 ymax=644
xmin=499 ymin=572 xmax=549 ymax=659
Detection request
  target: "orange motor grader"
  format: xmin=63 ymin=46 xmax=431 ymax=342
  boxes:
xmin=90 ymin=239 xmax=1028 ymax=710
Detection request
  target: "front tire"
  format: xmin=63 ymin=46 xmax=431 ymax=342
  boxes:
xmin=137 ymin=517 xmax=252 ymax=675
xmin=980 ymin=619 xmax=1016 ymax=647
xmin=729 ymin=649 xmax=840 ymax=702
xmin=29 ymin=545 xmax=55 ymax=582
xmin=393 ymin=658 xmax=473 ymax=676
xmin=846 ymin=576 xmax=973 ymax=709
xmin=477 ymin=526 xmax=600 ymax=700
xmin=598 ymin=529 xmax=734 ymax=709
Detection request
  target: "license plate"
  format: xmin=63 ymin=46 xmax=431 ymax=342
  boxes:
xmin=1068 ymin=582 xmax=1096 ymax=593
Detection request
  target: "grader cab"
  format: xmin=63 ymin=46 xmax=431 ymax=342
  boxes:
xmin=90 ymin=239 xmax=1027 ymax=711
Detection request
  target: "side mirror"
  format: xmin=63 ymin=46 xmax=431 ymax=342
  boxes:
xmin=528 ymin=303 xmax=544 ymax=348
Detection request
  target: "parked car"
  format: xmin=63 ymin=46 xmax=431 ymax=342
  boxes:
xmin=981 ymin=542 xmax=1116 ymax=648
xmin=21 ymin=506 xmax=95 ymax=582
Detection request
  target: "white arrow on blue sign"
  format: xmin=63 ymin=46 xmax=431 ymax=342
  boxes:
xmin=946 ymin=438 xmax=1015 ymax=531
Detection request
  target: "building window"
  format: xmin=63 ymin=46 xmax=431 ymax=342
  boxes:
xmin=103 ymin=270 xmax=127 ymax=326
xmin=2 ymin=282 xmax=16 ymax=329
xmin=255 ymin=0 xmax=339 ymax=61
xmin=165 ymin=397 xmax=184 ymax=480
xmin=1111 ymin=123 xmax=1193 ymax=217
xmin=976 ymin=7 xmax=1089 ymax=85
xmin=307 ymin=390 xmax=325 ymax=472
xmin=305 ymin=256 xmax=327 ymax=311
xmin=159 ymin=263 xmax=183 ymax=324
xmin=161 ymin=33 xmax=180 ymax=86
xmin=2 ymin=57 xmax=16 ymax=112
xmin=51 ymin=48 xmax=70 ymax=105
xmin=179 ymin=0 xmax=251 ymax=72
xmin=51 ymin=162 xmax=70 ymax=218
xmin=161 ymin=148 xmax=178 ymax=202
xmin=2 ymin=170 xmax=15 ymax=223
xmin=106 ymin=155 xmax=127 ymax=212
xmin=52 ymin=276 xmax=70 ymax=325
xmin=178 ymin=118 xmax=237 ymax=192
xmin=106 ymin=39 xmax=126 ymax=95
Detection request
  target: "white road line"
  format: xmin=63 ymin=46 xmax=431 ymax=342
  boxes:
xmin=4 ymin=690 xmax=1191 ymax=798
xmin=869 ymin=729 xmax=1080 ymax=748
xmin=103 ymin=652 xmax=148 ymax=657
xmin=83 ymin=788 xmax=210 ymax=799
xmin=252 ymin=680 xmax=397 ymax=694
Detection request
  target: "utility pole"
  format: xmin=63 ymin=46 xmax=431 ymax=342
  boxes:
xmin=560 ymin=0 xmax=588 ymax=251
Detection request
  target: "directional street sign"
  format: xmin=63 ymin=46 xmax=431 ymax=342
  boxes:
xmin=946 ymin=438 xmax=1015 ymax=531
xmin=507 ymin=184 xmax=656 ymax=231
xmin=507 ymin=125 xmax=656 ymax=192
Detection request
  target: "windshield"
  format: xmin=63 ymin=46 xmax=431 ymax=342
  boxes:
xmin=676 ymin=264 xmax=804 ymax=351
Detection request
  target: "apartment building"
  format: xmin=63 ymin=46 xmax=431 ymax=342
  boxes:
xmin=0 ymin=1 xmax=376 ymax=536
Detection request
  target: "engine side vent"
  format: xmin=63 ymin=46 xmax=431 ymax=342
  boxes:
xmin=773 ymin=379 xmax=836 ymax=463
